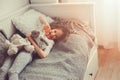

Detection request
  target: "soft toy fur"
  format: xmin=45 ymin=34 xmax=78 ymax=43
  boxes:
xmin=5 ymin=34 xmax=34 ymax=56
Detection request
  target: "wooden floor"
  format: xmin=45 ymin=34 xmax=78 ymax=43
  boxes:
xmin=95 ymin=47 xmax=120 ymax=80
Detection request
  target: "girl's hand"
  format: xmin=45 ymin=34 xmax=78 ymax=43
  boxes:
xmin=42 ymin=25 xmax=51 ymax=33
xmin=43 ymin=26 xmax=51 ymax=37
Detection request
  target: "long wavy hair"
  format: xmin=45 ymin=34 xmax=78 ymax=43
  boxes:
xmin=50 ymin=21 xmax=70 ymax=43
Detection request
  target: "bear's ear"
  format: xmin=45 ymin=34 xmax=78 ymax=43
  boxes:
xmin=10 ymin=34 xmax=21 ymax=41
xmin=31 ymin=30 xmax=40 ymax=38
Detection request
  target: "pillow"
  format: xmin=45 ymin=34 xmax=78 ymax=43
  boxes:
xmin=12 ymin=9 xmax=54 ymax=35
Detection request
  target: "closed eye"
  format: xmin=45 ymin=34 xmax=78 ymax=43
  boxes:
xmin=54 ymin=30 xmax=57 ymax=33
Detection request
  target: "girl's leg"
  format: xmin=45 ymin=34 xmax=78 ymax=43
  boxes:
xmin=8 ymin=51 xmax=33 ymax=80
xmin=0 ymin=56 xmax=14 ymax=80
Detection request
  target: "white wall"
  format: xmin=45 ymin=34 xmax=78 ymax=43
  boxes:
xmin=60 ymin=0 xmax=92 ymax=3
xmin=0 ymin=0 xmax=29 ymax=16
xmin=30 ymin=0 xmax=58 ymax=4
xmin=30 ymin=0 xmax=92 ymax=3
xmin=94 ymin=0 xmax=118 ymax=48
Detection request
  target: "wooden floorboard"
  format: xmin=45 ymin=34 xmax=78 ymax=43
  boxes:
xmin=95 ymin=47 xmax=120 ymax=80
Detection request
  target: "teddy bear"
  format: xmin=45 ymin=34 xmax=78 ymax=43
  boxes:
xmin=31 ymin=30 xmax=49 ymax=50
xmin=31 ymin=30 xmax=54 ymax=51
xmin=5 ymin=34 xmax=34 ymax=56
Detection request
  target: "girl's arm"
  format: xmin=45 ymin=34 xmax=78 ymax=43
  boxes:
xmin=26 ymin=34 xmax=47 ymax=58
xmin=39 ymin=16 xmax=51 ymax=33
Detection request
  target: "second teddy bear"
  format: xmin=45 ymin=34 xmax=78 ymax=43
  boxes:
xmin=5 ymin=34 xmax=34 ymax=56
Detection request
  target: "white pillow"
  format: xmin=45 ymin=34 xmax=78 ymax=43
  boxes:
xmin=12 ymin=9 xmax=54 ymax=35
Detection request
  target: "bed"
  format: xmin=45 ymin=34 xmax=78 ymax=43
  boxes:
xmin=0 ymin=3 xmax=98 ymax=80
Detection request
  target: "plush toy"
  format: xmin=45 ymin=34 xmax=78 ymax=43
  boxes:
xmin=5 ymin=34 xmax=34 ymax=56
xmin=30 ymin=30 xmax=54 ymax=56
xmin=31 ymin=30 xmax=51 ymax=50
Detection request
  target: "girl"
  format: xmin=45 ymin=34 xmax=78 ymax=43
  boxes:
xmin=27 ymin=16 xmax=69 ymax=58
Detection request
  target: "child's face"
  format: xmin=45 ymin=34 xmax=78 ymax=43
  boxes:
xmin=46 ymin=28 xmax=63 ymax=40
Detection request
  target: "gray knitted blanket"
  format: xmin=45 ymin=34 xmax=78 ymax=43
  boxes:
xmin=19 ymin=18 xmax=94 ymax=80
